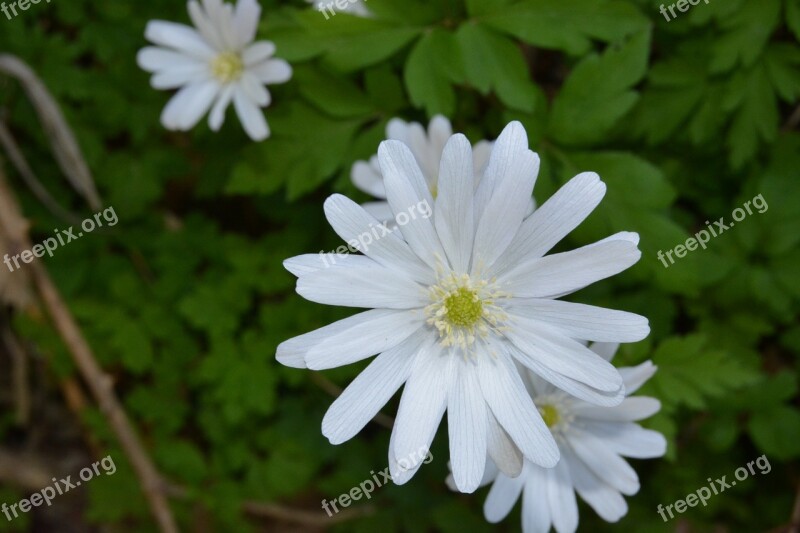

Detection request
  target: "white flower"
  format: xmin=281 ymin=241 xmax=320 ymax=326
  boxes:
xmin=467 ymin=343 xmax=666 ymax=533
xmin=277 ymin=121 xmax=649 ymax=493
xmin=137 ymin=0 xmax=292 ymax=141
xmin=351 ymin=115 xmax=493 ymax=221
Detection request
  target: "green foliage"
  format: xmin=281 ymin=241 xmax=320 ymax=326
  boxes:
xmin=1 ymin=0 xmax=799 ymax=531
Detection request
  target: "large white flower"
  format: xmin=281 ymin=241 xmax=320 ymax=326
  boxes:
xmin=277 ymin=121 xmax=649 ymax=493
xmin=137 ymin=0 xmax=292 ymax=141
xmin=467 ymin=343 xmax=666 ymax=533
xmin=351 ymin=115 xmax=493 ymax=221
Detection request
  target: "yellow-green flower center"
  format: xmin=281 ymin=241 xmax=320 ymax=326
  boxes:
xmin=425 ymin=272 xmax=510 ymax=353
xmin=538 ymin=404 xmax=560 ymax=428
xmin=443 ymin=287 xmax=483 ymax=328
xmin=211 ymin=52 xmax=244 ymax=83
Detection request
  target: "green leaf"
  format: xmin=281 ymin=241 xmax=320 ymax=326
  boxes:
xmin=650 ymin=335 xmax=757 ymax=410
xmin=723 ymin=65 xmax=779 ymax=169
xmin=456 ymin=23 xmax=537 ymax=111
xmin=404 ymin=29 xmax=462 ymax=116
xmin=482 ymin=0 xmax=649 ymax=56
xmin=709 ymin=0 xmax=781 ymax=73
xmin=548 ymin=30 xmax=650 ymax=145
xmin=296 ymin=11 xmax=421 ymax=72
xmin=295 ymin=66 xmax=375 ymax=118
xmin=748 ymin=405 xmax=800 ymax=460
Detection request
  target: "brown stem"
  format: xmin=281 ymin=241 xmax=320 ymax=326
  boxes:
xmin=0 ymin=171 xmax=179 ymax=533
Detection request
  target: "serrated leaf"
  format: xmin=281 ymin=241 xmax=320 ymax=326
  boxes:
xmin=650 ymin=335 xmax=757 ymax=410
xmin=456 ymin=23 xmax=536 ymax=111
xmin=483 ymin=0 xmax=648 ymax=56
xmin=548 ymin=30 xmax=650 ymax=145
xmin=404 ymin=29 xmax=461 ymax=116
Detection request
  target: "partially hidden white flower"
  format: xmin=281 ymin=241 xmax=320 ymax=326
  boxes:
xmin=351 ymin=115 xmax=493 ymax=221
xmin=456 ymin=343 xmax=666 ymax=533
xmin=277 ymin=121 xmax=650 ymax=494
xmin=137 ymin=0 xmax=292 ymax=141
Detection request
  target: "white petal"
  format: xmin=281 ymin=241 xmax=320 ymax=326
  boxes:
xmin=427 ymin=115 xmax=453 ymax=164
xmin=448 ymin=363 xmax=488 ymax=493
xmin=208 ymin=83 xmax=235 ymax=130
xmin=562 ymin=445 xmax=628 ymax=522
xmin=478 ymin=350 xmax=559 ymax=467
xmin=188 ymin=1 xmax=225 ymax=50
xmin=322 ymin=330 xmax=426 ymax=443
xmin=378 ymin=141 xmax=445 ymax=269
xmin=472 ymin=140 xmax=493 ymax=180
xmin=233 ymin=84 xmax=269 ymax=140
xmin=487 ymin=411 xmax=524 ymax=478
xmin=305 ymin=313 xmax=423 ymax=370
xmin=178 ymin=79 xmax=220 ymax=130
xmin=243 ymin=41 xmax=276 ymax=66
xmin=160 ymin=80 xmax=219 ymax=131
xmin=473 ymin=121 xmax=529 ymax=228
xmin=506 ymin=342 xmax=624 ymax=407
xmin=499 ymin=237 xmax=641 ymax=299
xmin=572 ymin=397 xmax=661 ymax=422
xmin=239 ymin=71 xmax=270 ymax=106
xmin=276 ymin=309 xmax=422 ymax=369
xmin=144 ymin=21 xmax=216 ymax=59
xmin=521 ymin=464 xmax=552 ymax=533
xmin=392 ymin=341 xmax=454 ymax=482
xmin=250 ymin=58 xmax=292 ymax=84
xmin=546 ymin=458 xmax=578 ymax=533
xmin=283 ymin=252 xmax=370 ymax=277
xmin=323 ymin=194 xmax=434 ymax=285
xmin=490 ymin=172 xmax=605 ymax=278
xmin=504 ymin=316 xmax=623 ymax=392
xmin=590 ymin=341 xmax=620 ymax=361
xmin=619 ymin=360 xmax=657 ymax=394
xmin=234 ymin=0 xmax=261 ymax=47
xmin=388 ymin=419 xmax=426 ymax=484
xmin=472 ymin=124 xmax=538 ymax=274
xmin=507 ymin=299 xmax=650 ymax=343
xmin=351 ymin=157 xmax=386 ymax=198
xmin=150 ymin=64 xmax=210 ymax=89
xmin=137 ymin=47 xmax=202 ymax=72
xmin=435 ymin=134 xmax=475 ymax=273
xmin=484 ymin=469 xmax=525 ymax=523
xmin=568 ymin=430 xmax=640 ymax=495
xmin=582 ymin=421 xmax=667 ymax=459
xmin=360 ymin=201 xmax=394 ymax=223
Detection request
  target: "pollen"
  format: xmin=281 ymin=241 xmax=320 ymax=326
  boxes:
xmin=211 ymin=52 xmax=244 ymax=83
xmin=425 ymin=272 xmax=510 ymax=353
xmin=443 ymin=287 xmax=483 ymax=327
xmin=538 ymin=404 xmax=560 ymax=428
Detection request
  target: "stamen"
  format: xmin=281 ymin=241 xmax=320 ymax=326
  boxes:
xmin=211 ymin=52 xmax=244 ymax=83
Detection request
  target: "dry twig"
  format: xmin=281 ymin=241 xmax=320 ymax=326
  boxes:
xmin=0 ymin=169 xmax=179 ymax=533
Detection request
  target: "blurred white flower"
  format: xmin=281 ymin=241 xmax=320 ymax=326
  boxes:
xmin=460 ymin=343 xmax=666 ymax=533
xmin=137 ymin=0 xmax=292 ymax=141
xmin=277 ymin=121 xmax=649 ymax=493
xmin=351 ymin=115 xmax=493 ymax=221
